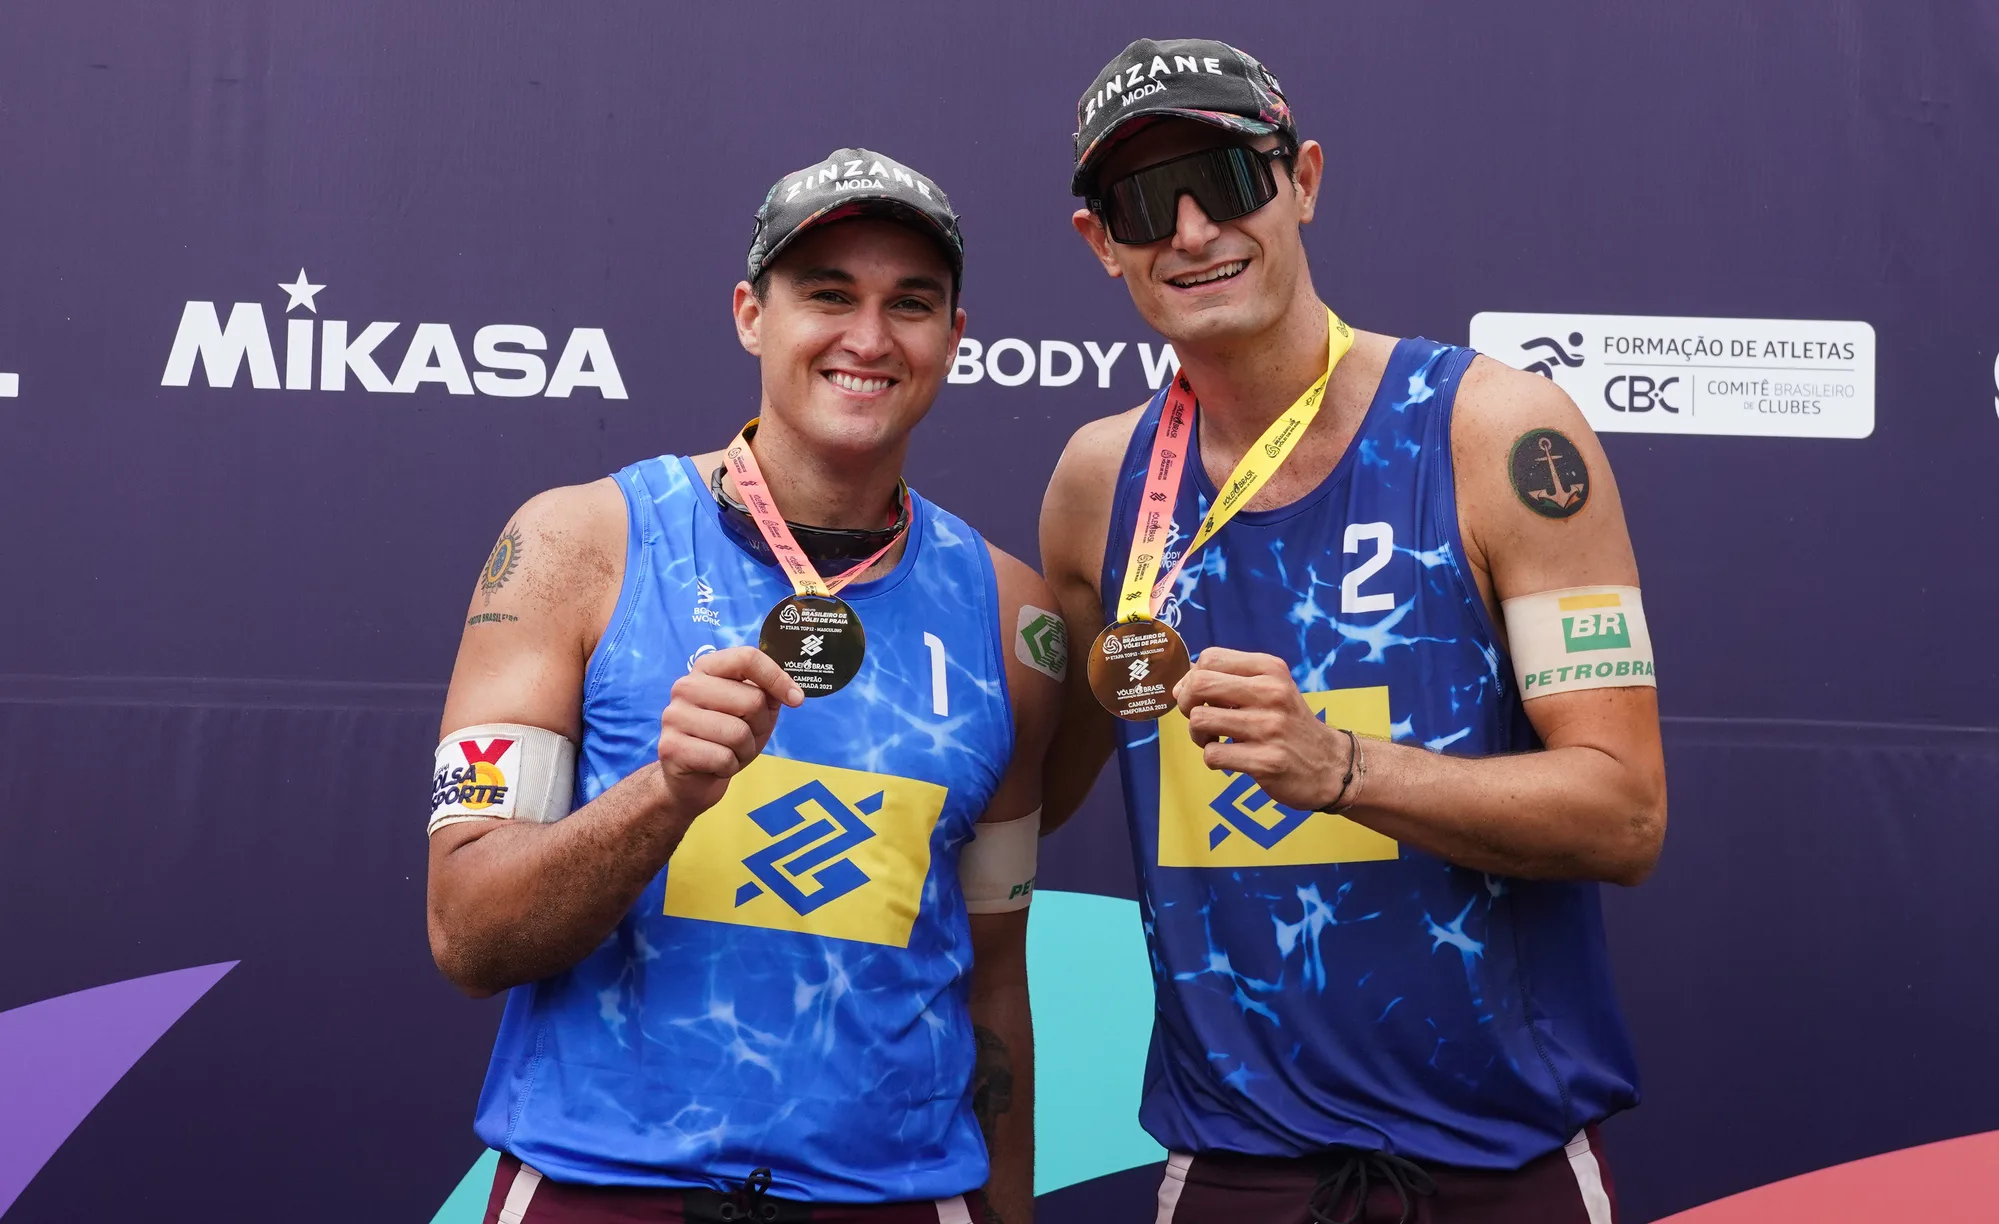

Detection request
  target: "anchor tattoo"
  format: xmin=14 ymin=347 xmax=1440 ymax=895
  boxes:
xmin=1529 ymin=435 xmax=1585 ymax=509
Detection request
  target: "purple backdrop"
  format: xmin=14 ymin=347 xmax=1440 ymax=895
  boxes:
xmin=3 ymin=2 xmax=1997 ymax=1220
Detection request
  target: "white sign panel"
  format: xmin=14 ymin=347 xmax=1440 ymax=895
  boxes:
xmin=1468 ymin=312 xmax=1875 ymax=438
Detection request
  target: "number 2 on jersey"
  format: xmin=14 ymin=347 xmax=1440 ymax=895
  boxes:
xmin=1341 ymin=522 xmax=1395 ymax=614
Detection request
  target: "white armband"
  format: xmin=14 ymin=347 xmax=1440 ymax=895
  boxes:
xmin=961 ymin=808 xmax=1041 ymax=913
xmin=1502 ymin=585 xmax=1656 ymax=700
xmin=428 ymin=723 xmax=576 ymax=837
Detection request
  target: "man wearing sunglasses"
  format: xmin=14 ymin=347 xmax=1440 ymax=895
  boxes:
xmin=427 ymin=149 xmax=1058 ymax=1224
xmin=1038 ymin=38 xmax=1664 ymax=1224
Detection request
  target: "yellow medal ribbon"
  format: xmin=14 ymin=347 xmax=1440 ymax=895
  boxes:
xmin=1114 ymin=308 xmax=1353 ymax=623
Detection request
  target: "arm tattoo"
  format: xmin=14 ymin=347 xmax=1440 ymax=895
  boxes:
xmin=970 ymin=1024 xmax=1014 ymax=1151
xmin=1507 ymin=428 xmax=1590 ymax=519
xmin=466 ymin=612 xmax=519 ymax=627
xmin=479 ymin=524 xmax=523 ymax=603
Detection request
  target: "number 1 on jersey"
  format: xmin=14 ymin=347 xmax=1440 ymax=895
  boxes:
xmin=922 ymin=632 xmax=949 ymax=717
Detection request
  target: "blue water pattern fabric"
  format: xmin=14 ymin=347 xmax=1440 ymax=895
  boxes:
xmin=475 ymin=454 xmax=1014 ymax=1201
xmin=1100 ymin=339 xmax=1640 ymax=1168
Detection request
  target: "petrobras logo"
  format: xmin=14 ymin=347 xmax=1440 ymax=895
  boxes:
xmin=1563 ymin=605 xmax=1633 ymax=653
xmin=431 ymin=734 xmax=518 ymax=818
xmin=1469 ymin=311 xmax=1874 ymax=438
xmin=161 ymin=269 xmax=626 ymax=398
xmin=948 ymin=337 xmax=1179 ymax=390
xmin=1157 ymin=686 xmax=1399 ymax=868
xmin=662 ymin=755 xmax=946 ymax=947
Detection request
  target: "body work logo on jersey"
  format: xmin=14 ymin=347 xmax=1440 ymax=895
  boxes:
xmin=1157 ymin=687 xmax=1398 ymax=868
xmin=431 ymin=735 xmax=518 ymax=819
xmin=663 ymin=755 xmax=946 ymax=947
xmin=161 ymin=269 xmax=626 ymax=398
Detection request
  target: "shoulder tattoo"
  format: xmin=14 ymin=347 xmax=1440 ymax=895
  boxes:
xmin=1015 ymin=605 xmax=1068 ymax=682
xmin=1507 ymin=428 xmax=1590 ymax=520
xmin=479 ymin=524 xmax=523 ymax=603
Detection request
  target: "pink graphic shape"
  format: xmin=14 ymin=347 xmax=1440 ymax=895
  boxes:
xmin=0 ymin=962 xmax=236 ymax=1215
xmin=1656 ymin=1129 xmax=1999 ymax=1223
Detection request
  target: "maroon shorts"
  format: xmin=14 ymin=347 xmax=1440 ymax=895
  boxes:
xmin=1154 ymin=1126 xmax=1619 ymax=1224
xmin=481 ymin=1155 xmax=990 ymax=1224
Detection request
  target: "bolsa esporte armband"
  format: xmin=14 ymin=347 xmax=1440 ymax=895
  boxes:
xmin=1502 ymin=586 xmax=1656 ymax=700
xmin=961 ymin=808 xmax=1040 ymax=913
xmin=428 ymin=723 xmax=576 ymax=837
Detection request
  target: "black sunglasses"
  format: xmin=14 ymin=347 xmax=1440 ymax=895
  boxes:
xmin=1091 ymin=144 xmax=1294 ymax=246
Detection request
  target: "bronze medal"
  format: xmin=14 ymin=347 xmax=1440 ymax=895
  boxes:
xmin=1087 ymin=617 xmax=1190 ymax=721
xmin=759 ymin=594 xmax=865 ymax=698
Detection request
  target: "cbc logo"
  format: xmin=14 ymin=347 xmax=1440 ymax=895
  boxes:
xmin=1603 ymin=374 xmax=1680 ymax=414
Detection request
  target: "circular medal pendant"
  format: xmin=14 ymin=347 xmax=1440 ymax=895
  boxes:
xmin=759 ymin=595 xmax=866 ymax=698
xmin=1088 ymin=617 xmax=1190 ymax=721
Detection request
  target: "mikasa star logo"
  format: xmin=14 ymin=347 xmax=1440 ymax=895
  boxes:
xmin=161 ymin=270 xmax=627 ymax=398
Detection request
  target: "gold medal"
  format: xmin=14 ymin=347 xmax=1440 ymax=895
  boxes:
xmin=1087 ymin=617 xmax=1190 ymax=722
xmin=1092 ymin=309 xmax=1353 ymax=720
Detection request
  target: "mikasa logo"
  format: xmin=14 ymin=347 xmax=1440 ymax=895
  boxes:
xmin=161 ymin=269 xmax=627 ymax=398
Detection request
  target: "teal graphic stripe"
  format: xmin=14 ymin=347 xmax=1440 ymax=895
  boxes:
xmin=429 ymin=1149 xmax=499 ymax=1224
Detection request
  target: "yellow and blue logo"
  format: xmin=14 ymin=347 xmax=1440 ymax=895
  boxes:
xmin=1157 ymin=686 xmax=1399 ymax=868
xmin=662 ymin=754 xmax=946 ymax=947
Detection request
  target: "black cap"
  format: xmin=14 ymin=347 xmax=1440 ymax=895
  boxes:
xmin=1071 ymin=38 xmax=1295 ymax=195
xmin=747 ymin=148 xmax=963 ymax=285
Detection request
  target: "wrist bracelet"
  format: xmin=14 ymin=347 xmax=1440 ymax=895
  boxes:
xmin=1322 ymin=727 xmax=1360 ymax=814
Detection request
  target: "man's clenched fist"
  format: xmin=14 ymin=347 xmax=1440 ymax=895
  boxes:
xmin=657 ymin=646 xmax=805 ymax=814
xmin=1172 ymin=646 xmax=1356 ymax=813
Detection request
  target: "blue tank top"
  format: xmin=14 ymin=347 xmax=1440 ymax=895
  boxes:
xmin=1102 ymin=339 xmax=1640 ymax=1169
xmin=475 ymin=455 xmax=1014 ymax=1200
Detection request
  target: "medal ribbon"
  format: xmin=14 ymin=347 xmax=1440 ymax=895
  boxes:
xmin=724 ymin=420 xmax=906 ymax=597
xmin=1114 ymin=308 xmax=1354 ymax=623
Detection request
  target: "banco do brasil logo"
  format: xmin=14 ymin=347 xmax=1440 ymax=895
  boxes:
xmin=1204 ymin=709 xmax=1327 ymax=851
xmin=663 ymin=756 xmax=945 ymax=945
xmin=734 ymin=780 xmax=880 ymax=914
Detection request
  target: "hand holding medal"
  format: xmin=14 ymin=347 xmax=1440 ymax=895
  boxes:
xmin=725 ymin=422 xmax=907 ymax=698
xmin=1088 ymin=309 xmax=1354 ymax=721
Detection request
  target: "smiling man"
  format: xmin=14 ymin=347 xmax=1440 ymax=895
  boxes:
xmin=426 ymin=149 xmax=1057 ymax=1224
xmin=1038 ymin=40 xmax=1664 ymax=1224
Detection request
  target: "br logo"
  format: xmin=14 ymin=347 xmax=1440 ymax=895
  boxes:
xmin=662 ymin=755 xmax=947 ymax=947
xmin=1157 ymin=686 xmax=1400 ymax=868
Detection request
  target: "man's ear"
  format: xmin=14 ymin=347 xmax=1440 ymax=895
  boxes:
xmin=732 ymin=281 xmax=763 ymax=356
xmin=950 ymin=305 xmax=967 ymax=352
xmin=1291 ymin=140 xmax=1325 ymax=226
xmin=1071 ymin=208 xmax=1124 ymax=279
